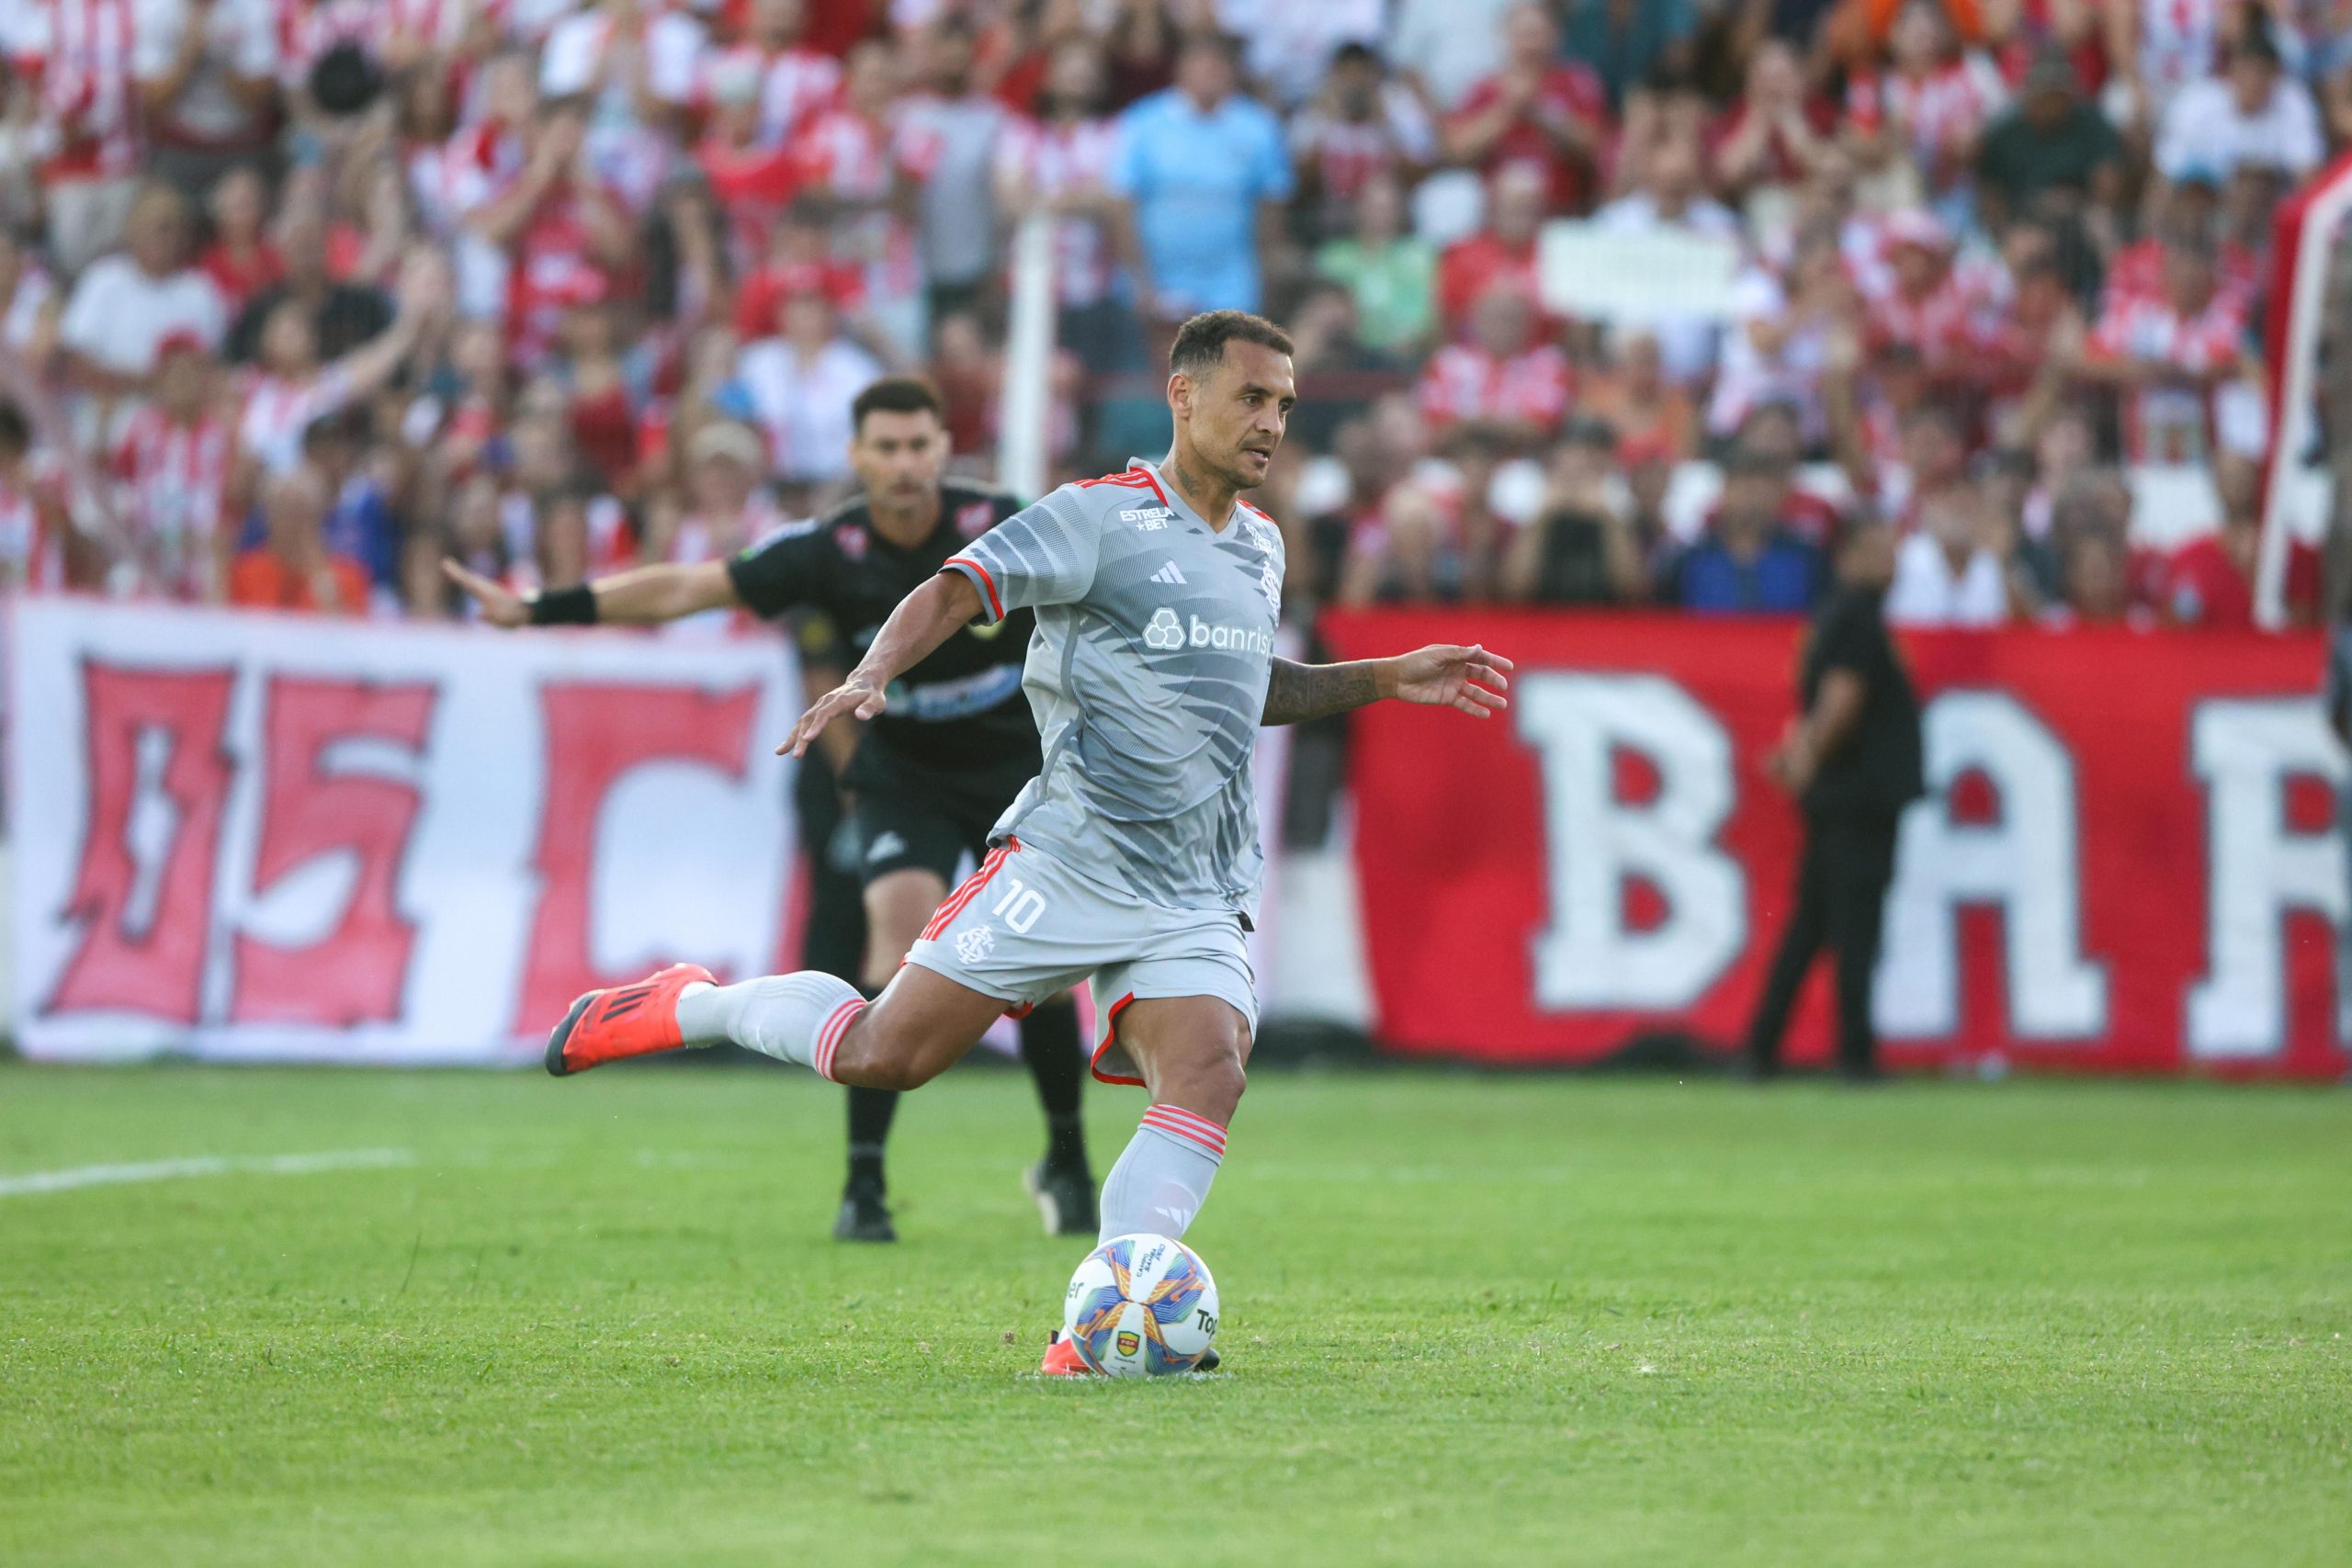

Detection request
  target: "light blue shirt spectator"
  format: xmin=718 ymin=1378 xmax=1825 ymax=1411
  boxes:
xmin=1111 ymin=56 xmax=1295 ymax=318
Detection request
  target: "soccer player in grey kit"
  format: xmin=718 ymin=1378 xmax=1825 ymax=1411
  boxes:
xmin=543 ymin=310 xmax=1512 ymax=1373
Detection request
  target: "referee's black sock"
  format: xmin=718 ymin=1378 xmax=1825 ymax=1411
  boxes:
xmin=1018 ymin=998 xmax=1091 ymax=1174
xmin=844 ymin=986 xmax=893 ymax=1190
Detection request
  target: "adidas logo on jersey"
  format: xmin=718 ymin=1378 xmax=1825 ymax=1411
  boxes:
xmin=1150 ymin=561 xmax=1187 ymax=585
xmin=865 ymin=830 xmax=908 ymax=863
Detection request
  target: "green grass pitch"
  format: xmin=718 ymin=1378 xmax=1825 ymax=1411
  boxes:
xmin=1 ymin=1062 xmax=2346 ymax=1566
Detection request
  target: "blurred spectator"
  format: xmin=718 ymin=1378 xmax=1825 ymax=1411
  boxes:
xmin=235 ymin=253 xmax=431 ymax=476
xmin=132 ymin=0 xmax=278 ymax=197
xmin=1561 ymin=0 xmax=1698 ymax=110
xmin=1843 ymin=2 xmax=2008 ymax=213
xmin=1976 ymin=47 xmax=2125 ymax=225
xmin=1288 ymin=41 xmax=1437 ymax=243
xmin=1707 ymin=39 xmax=1838 ymax=206
xmin=994 ymin=39 xmax=1125 ymax=366
xmin=7 ymin=0 xmax=145 ymax=275
xmin=1387 ymin=0 xmax=1519 ymax=112
xmin=1581 ymin=327 xmax=1700 ymax=461
xmin=1708 ymin=227 xmax=1855 ymax=444
xmin=1112 ymin=33 xmax=1294 ymax=322
xmin=229 ymin=188 xmax=393 ymax=366
xmin=459 ymin=101 xmax=630 ymax=370
xmin=0 ymin=227 xmax=62 ymax=369
xmin=2157 ymin=451 xmax=2322 ymax=627
xmin=739 ymin=287 xmax=885 ymax=494
xmin=1312 ymin=173 xmax=1437 ymax=357
xmin=1594 ymin=134 xmax=1738 ymax=384
xmin=1219 ymin=0 xmax=1384 ymax=111
xmin=301 ymin=409 xmax=401 ymax=604
xmin=198 ymin=164 xmax=279 ymax=310
xmin=108 ymin=328 xmax=229 ymax=598
xmin=2077 ymin=230 xmax=2249 ymax=463
xmin=901 ymin=20 xmax=1007 ymax=322
xmin=1444 ymin=4 xmax=1611 ymax=214
xmin=230 ymin=463 xmax=369 ymax=614
xmin=1669 ymin=447 xmax=1824 ymax=613
xmin=0 ymin=399 xmax=73 ymax=590
xmin=709 ymin=0 xmax=842 ymax=148
xmin=2154 ymin=26 xmax=2325 ymax=183
xmin=1501 ymin=417 xmax=1647 ymax=604
xmin=1434 ymin=163 xmax=1548 ymax=336
xmin=1417 ymin=283 xmax=1571 ymax=444
xmin=59 ymin=182 xmax=227 ymax=390
xmin=2044 ymin=525 xmax=2154 ymax=627
xmin=1885 ymin=481 xmax=2014 ymax=625
xmin=538 ymin=0 xmax=706 ymax=209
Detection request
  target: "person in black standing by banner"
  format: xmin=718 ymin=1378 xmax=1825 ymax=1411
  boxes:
xmin=1743 ymin=524 xmax=1924 ymax=1081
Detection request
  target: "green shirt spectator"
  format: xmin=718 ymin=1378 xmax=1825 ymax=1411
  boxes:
xmin=1313 ymin=175 xmax=1436 ymax=355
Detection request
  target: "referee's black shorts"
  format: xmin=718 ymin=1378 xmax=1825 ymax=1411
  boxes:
xmin=843 ymin=743 xmax=1038 ymax=890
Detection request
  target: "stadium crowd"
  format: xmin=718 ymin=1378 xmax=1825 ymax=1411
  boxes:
xmin=1 ymin=0 xmax=2347 ymax=630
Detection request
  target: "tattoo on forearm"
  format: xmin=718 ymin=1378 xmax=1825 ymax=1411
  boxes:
xmin=1261 ymin=658 xmax=1379 ymax=727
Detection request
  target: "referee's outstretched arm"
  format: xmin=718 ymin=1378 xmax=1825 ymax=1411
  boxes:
xmin=440 ymin=558 xmax=742 ymax=628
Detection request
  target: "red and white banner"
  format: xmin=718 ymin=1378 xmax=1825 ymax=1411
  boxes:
xmin=8 ymin=600 xmax=803 ymax=1064
xmin=1326 ymin=609 xmax=2351 ymax=1079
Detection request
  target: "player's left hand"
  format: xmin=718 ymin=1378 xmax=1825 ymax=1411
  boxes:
xmin=1386 ymin=644 xmax=1512 ymax=718
xmin=777 ymin=673 xmax=886 ymax=758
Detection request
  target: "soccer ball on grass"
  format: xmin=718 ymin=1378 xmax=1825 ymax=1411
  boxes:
xmin=1061 ymin=1233 xmax=1218 ymax=1376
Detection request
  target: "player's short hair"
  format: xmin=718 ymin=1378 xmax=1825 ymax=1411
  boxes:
xmin=1168 ymin=310 xmax=1294 ymax=381
xmin=851 ymin=377 xmax=944 ymax=434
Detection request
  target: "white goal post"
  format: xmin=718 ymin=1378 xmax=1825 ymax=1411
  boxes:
xmin=2256 ymin=152 xmax=2352 ymax=628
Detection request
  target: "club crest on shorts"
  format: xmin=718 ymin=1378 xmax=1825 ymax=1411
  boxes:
xmin=955 ymin=924 xmax=996 ymax=964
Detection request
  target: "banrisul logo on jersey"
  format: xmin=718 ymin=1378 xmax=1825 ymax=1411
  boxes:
xmin=1139 ymin=607 xmax=1272 ymax=657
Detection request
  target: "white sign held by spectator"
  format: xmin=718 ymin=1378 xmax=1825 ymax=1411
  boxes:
xmin=1537 ymin=221 xmax=1742 ymax=324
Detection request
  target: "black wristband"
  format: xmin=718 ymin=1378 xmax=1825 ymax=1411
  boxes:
xmin=530 ymin=584 xmax=598 ymax=626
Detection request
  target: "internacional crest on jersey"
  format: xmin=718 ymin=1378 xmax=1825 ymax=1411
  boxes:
xmin=940 ymin=458 xmax=1283 ymax=917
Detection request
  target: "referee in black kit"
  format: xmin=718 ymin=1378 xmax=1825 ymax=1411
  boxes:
xmin=1742 ymin=523 xmax=1924 ymax=1082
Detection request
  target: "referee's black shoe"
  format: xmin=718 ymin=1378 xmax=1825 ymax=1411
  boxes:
xmin=1023 ymin=1160 xmax=1098 ymax=1237
xmin=831 ymin=1177 xmax=897 ymax=1243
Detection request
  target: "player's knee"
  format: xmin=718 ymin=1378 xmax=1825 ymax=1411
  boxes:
xmin=831 ymin=1016 xmax=944 ymax=1092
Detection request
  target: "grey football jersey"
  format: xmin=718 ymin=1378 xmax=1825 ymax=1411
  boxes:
xmin=942 ymin=458 xmax=1284 ymax=916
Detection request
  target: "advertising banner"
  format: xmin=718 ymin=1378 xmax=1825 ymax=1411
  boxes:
xmin=8 ymin=600 xmax=803 ymax=1064
xmin=1326 ymin=609 xmax=2348 ymax=1079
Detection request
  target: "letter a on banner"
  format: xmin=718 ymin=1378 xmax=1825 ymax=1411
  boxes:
xmin=1875 ymin=692 xmax=2106 ymax=1040
xmin=1518 ymin=672 xmax=1745 ymax=1010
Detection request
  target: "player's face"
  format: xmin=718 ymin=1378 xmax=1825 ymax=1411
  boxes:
xmin=850 ymin=410 xmax=949 ymax=507
xmin=1177 ymin=343 xmax=1295 ymax=491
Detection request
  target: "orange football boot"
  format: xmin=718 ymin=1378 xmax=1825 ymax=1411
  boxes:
xmin=1039 ymin=1334 xmax=1097 ymax=1377
xmin=545 ymin=963 xmax=717 ymax=1077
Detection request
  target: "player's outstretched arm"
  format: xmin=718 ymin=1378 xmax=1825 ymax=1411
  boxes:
xmin=439 ymin=558 xmax=740 ymax=627
xmin=1261 ymin=645 xmax=1512 ymax=727
xmin=775 ymin=572 xmax=984 ymax=757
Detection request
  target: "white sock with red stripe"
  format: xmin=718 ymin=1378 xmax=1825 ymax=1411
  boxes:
xmin=673 ymin=972 xmax=864 ymax=1082
xmin=1098 ymin=1104 xmax=1227 ymax=1244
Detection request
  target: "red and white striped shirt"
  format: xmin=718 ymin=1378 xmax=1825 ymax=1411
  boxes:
xmin=696 ymin=41 xmax=841 ymax=147
xmin=0 ymin=463 xmax=70 ymax=592
xmin=238 ymin=366 xmax=356 ymax=475
xmin=9 ymin=0 xmax=141 ymax=180
xmin=2088 ymin=288 xmax=2248 ymax=462
xmin=111 ymin=406 xmax=231 ymax=598
xmin=1416 ymin=343 xmax=1573 ymax=433
xmin=1845 ymin=56 xmax=2006 ymax=180
xmin=991 ymin=115 xmax=1119 ymax=307
xmin=278 ymin=0 xmax=464 ymax=84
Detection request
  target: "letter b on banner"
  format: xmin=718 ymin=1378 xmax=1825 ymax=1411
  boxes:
xmin=1518 ymin=673 xmax=1744 ymax=1010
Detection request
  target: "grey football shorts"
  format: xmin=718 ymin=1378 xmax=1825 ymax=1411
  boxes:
xmin=903 ymin=836 xmax=1258 ymax=1086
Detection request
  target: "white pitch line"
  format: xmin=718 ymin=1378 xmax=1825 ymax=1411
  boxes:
xmin=0 ymin=1147 xmax=414 ymax=1199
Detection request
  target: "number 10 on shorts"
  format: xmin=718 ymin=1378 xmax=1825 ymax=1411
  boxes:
xmin=991 ymin=879 xmax=1047 ymax=934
